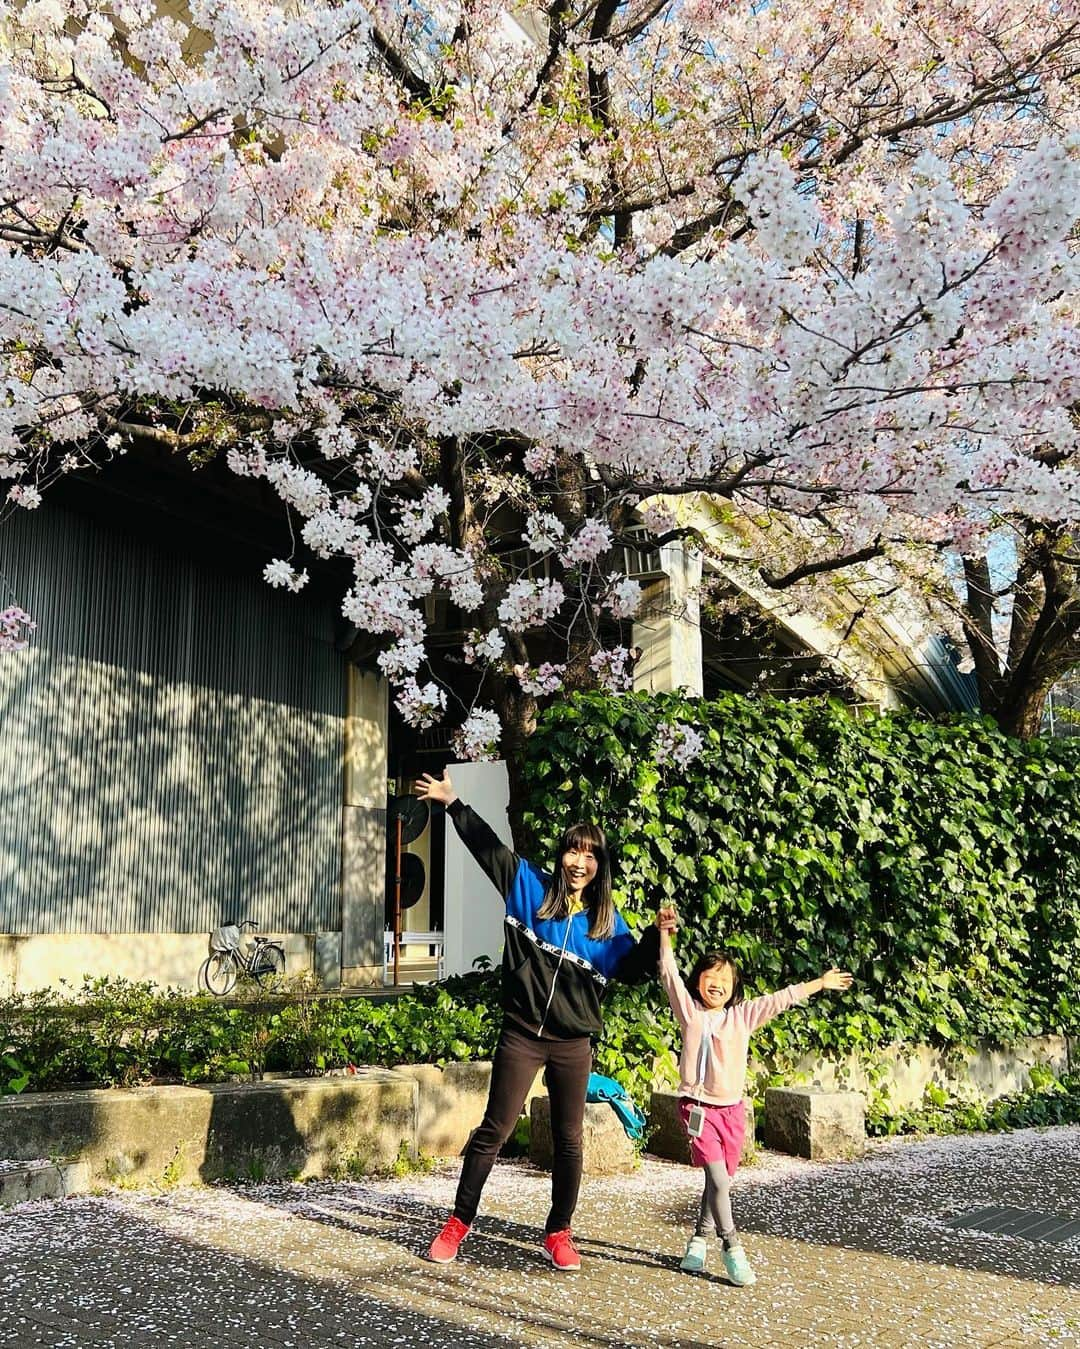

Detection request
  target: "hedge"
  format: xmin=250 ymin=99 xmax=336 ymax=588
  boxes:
xmin=0 ymin=973 xmax=500 ymax=1094
xmin=521 ymin=690 xmax=1080 ymax=1098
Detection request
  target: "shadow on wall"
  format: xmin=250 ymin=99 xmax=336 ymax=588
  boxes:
xmin=0 ymin=501 xmax=346 ymax=942
xmin=195 ymin=1071 xmax=417 ymax=1187
xmin=199 ymin=1081 xmax=310 ymax=1185
xmin=0 ymin=1074 xmax=410 ymax=1192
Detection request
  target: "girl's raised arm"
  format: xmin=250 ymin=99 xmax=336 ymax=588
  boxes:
xmin=738 ymin=967 xmax=853 ymax=1032
xmin=657 ymin=911 xmax=697 ymax=1030
xmin=737 ymin=984 xmax=809 ymax=1032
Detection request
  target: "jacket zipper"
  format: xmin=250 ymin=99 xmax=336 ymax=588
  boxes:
xmin=537 ymin=913 xmax=574 ymax=1036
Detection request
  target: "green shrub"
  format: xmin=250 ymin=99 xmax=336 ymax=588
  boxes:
xmin=521 ymin=690 xmax=1080 ymax=1088
xmin=867 ymin=1073 xmax=1080 ymax=1136
xmin=0 ymin=975 xmax=501 ymax=1094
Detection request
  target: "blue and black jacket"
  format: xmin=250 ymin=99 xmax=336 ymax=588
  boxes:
xmin=448 ymin=798 xmax=660 ymax=1039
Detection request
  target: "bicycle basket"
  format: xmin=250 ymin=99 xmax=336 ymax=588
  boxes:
xmin=209 ymin=924 xmax=242 ymax=954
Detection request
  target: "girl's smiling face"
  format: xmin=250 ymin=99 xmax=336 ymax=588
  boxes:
xmin=561 ymin=841 xmax=598 ymax=898
xmin=697 ymin=959 xmax=736 ymax=1010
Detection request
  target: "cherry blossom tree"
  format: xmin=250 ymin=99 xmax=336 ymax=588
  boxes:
xmin=1 ymin=0 xmax=1079 ymax=775
xmin=703 ymin=455 xmax=1080 ymax=739
xmin=955 ymin=520 xmax=1080 ymax=737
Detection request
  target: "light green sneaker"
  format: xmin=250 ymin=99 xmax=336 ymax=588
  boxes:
xmin=722 ymin=1243 xmax=756 ymax=1286
xmin=680 ymin=1235 xmax=708 ymax=1272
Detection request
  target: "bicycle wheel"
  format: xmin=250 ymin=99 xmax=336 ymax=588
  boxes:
xmin=252 ymin=943 xmax=285 ymax=986
xmin=200 ymin=952 xmax=238 ymax=996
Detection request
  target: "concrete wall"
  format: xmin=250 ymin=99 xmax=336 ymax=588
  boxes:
xmin=0 ymin=1037 xmax=1072 ymax=1191
xmin=442 ymin=761 xmax=510 ymax=978
xmin=787 ymin=1035 xmax=1074 ymax=1111
xmin=0 ymin=1060 xmax=545 ymax=1186
xmin=0 ymin=930 xmax=326 ymax=995
xmin=0 ymin=1071 xmax=416 ymax=1185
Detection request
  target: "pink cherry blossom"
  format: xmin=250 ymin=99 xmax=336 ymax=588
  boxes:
xmin=0 ymin=0 xmax=1076 ymax=742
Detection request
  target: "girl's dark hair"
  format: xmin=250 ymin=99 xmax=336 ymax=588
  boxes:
xmin=536 ymin=822 xmax=615 ymax=941
xmin=687 ymin=949 xmax=743 ymax=1008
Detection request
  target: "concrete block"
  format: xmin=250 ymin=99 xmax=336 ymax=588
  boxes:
xmin=764 ymin=1087 xmax=866 ymax=1160
xmin=0 ymin=1160 xmax=91 ymax=1207
xmin=529 ymin=1098 xmax=637 ymax=1176
xmin=395 ymin=1061 xmax=491 ymax=1157
xmin=647 ymin=1092 xmax=756 ymax=1167
xmin=394 ymin=1060 xmax=548 ymax=1157
xmin=0 ymin=1070 xmax=417 ymax=1187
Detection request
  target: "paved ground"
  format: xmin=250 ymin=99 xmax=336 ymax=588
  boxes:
xmin=2 ymin=1126 xmax=1079 ymax=1348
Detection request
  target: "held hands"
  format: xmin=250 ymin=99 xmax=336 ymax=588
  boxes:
xmin=415 ymin=769 xmax=458 ymax=806
xmin=655 ymin=906 xmax=679 ymax=943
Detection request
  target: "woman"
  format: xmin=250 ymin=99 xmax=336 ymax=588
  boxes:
xmin=416 ymin=768 xmax=659 ymax=1272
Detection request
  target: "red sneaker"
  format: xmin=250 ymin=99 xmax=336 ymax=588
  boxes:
xmin=542 ymin=1228 xmax=581 ymax=1271
xmin=428 ymin=1215 xmax=470 ymax=1263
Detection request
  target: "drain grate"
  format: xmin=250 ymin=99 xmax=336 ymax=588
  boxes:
xmin=945 ymin=1206 xmax=1080 ymax=1245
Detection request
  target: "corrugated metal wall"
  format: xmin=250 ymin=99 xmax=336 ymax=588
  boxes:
xmin=0 ymin=500 xmax=345 ymax=935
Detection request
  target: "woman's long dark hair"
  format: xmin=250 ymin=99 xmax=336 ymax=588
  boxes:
xmin=536 ymin=821 xmax=615 ymax=941
xmin=687 ymin=949 xmax=744 ymax=1009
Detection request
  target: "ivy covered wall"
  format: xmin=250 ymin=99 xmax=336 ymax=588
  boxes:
xmin=522 ymin=692 xmax=1079 ymax=1086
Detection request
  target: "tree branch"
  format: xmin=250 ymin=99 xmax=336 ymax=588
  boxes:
xmin=370 ymin=26 xmax=433 ymax=103
xmin=759 ymin=542 xmax=885 ymax=589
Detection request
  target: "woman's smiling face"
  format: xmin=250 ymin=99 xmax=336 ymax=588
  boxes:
xmin=561 ymin=841 xmax=598 ymax=897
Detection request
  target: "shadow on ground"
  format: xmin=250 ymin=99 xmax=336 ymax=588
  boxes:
xmin=653 ymin=1132 xmax=1080 ymax=1291
xmin=1 ymin=1195 xmax=695 ymax=1349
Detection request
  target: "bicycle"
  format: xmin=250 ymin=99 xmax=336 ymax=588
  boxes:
xmin=198 ymin=919 xmax=286 ymax=996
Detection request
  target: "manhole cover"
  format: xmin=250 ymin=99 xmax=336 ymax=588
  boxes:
xmin=945 ymin=1206 xmax=1080 ymax=1244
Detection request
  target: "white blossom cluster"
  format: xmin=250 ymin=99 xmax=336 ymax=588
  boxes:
xmin=1 ymin=0 xmax=1077 ymax=746
xmin=453 ymin=708 xmax=502 ymax=760
xmin=653 ymin=720 xmax=705 ymax=770
xmin=515 ymin=662 xmax=566 ymax=696
xmin=262 ymin=559 xmax=309 ymax=592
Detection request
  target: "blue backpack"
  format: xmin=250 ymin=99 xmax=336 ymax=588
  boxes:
xmin=585 ymin=1072 xmax=647 ymax=1140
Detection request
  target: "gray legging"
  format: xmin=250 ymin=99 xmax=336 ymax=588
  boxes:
xmin=695 ymin=1160 xmax=737 ymax=1244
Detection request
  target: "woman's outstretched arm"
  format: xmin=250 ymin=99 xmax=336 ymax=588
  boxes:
xmin=416 ymin=769 xmax=522 ymax=900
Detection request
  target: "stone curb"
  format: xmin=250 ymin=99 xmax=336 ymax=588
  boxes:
xmin=0 ymin=1160 xmax=91 ymax=1208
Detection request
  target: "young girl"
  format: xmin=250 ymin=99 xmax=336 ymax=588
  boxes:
xmin=416 ymin=769 xmax=659 ymax=1272
xmin=656 ymin=905 xmax=852 ymax=1286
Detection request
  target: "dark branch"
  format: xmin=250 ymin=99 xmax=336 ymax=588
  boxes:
xmin=370 ymin=27 xmax=432 ymax=102
xmin=759 ymin=543 xmax=885 ymax=589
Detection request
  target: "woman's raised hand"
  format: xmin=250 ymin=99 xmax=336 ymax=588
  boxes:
xmin=655 ymin=905 xmax=679 ymax=932
xmin=820 ymin=968 xmax=854 ymax=992
xmin=415 ymin=769 xmax=458 ymax=806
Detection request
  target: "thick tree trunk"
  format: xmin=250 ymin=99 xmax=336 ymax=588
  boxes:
xmin=988 ymin=683 xmax=1052 ymax=739
xmin=963 ymin=526 xmax=1080 ymax=741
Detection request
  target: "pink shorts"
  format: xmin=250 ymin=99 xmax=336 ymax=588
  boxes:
xmin=678 ymin=1097 xmax=746 ymax=1175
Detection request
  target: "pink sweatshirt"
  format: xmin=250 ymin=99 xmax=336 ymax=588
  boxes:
xmin=660 ymin=940 xmax=809 ymax=1106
